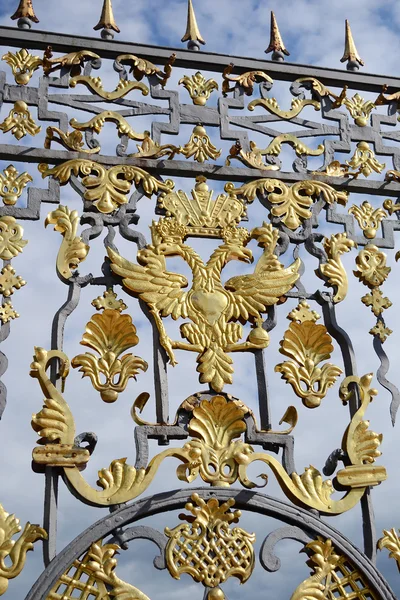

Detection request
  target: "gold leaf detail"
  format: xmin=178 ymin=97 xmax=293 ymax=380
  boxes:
xmin=1 ymin=48 xmax=42 ymax=85
xmin=130 ymin=134 xmax=180 ymax=160
xmin=69 ymin=74 xmax=149 ymax=100
xmin=42 ymin=47 xmax=100 ymax=76
xmin=45 ymin=206 xmax=89 ymax=279
xmin=370 ymin=320 xmax=392 ymax=343
xmin=275 ymin=311 xmax=343 ymax=408
xmin=378 ymin=528 xmax=400 ymax=571
xmin=0 ymin=303 xmax=19 ymax=324
xmin=92 ymin=289 xmax=127 ymax=312
xmin=248 ymin=96 xmax=320 ymax=119
xmin=354 ymin=245 xmax=390 ymax=288
xmin=349 ymin=200 xmax=387 ymax=239
xmin=0 ymin=216 xmax=28 ymax=260
xmin=288 ymin=300 xmax=320 ymax=323
xmin=0 ymin=101 xmax=41 ymax=141
xmin=317 ymin=233 xmax=356 ymax=303
xmin=346 ymin=141 xmax=385 ymax=178
xmin=70 ymin=111 xmax=148 ymax=141
xmin=222 ymin=63 xmax=273 ymax=96
xmin=227 ymin=137 xmax=324 ymax=169
xmin=165 ymin=493 xmax=255 ymax=588
xmin=179 ymin=72 xmax=218 ymax=106
xmin=0 ymin=264 xmax=26 ymax=297
xmin=333 ymin=90 xmax=375 ymax=127
xmin=180 ymin=125 xmax=222 ymax=163
xmin=116 ymin=52 xmax=176 ymax=88
xmin=362 ymin=288 xmax=392 ymax=317
xmin=38 ymin=160 xmax=175 ymax=214
xmin=44 ymin=126 xmax=100 ymax=154
xmin=0 ymin=165 xmax=32 ymax=206
xmin=0 ymin=503 xmax=46 ymax=596
xmin=71 ymin=309 xmax=148 ymax=402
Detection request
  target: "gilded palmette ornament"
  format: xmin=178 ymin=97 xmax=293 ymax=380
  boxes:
xmin=378 ymin=528 xmax=400 ymax=570
xmin=130 ymin=135 xmax=180 ymax=160
xmin=1 ymin=48 xmax=42 ymax=85
xmin=181 ymin=0 xmax=205 ymax=50
xmin=354 ymin=245 xmax=390 ymax=288
xmin=179 ymin=72 xmax=218 ymax=106
xmin=349 ymin=201 xmax=387 ymax=239
xmin=291 ymin=537 xmax=378 ymax=600
xmin=93 ymin=0 xmax=120 ymax=39
xmin=341 ymin=19 xmax=364 ymax=71
xmin=332 ymin=89 xmax=375 ymax=126
xmin=362 ymin=288 xmax=392 ymax=317
xmin=165 ymin=494 xmax=255 ymax=588
xmin=180 ymin=125 xmax=222 ymax=163
xmin=0 ymin=217 xmax=27 ymax=260
xmin=227 ymin=179 xmax=348 ymax=230
xmin=265 ymin=11 xmax=290 ymax=61
xmin=0 ymin=165 xmax=32 ymax=206
xmin=44 ymin=126 xmax=100 ymax=154
xmin=10 ymin=0 xmax=39 ymax=25
xmin=70 ymin=111 xmax=147 ymax=141
xmin=38 ymin=159 xmax=175 ymax=214
xmin=317 ymin=233 xmax=356 ymax=303
xmin=346 ymin=141 xmax=385 ymax=178
xmin=45 ymin=206 xmax=89 ymax=279
xmin=0 ymin=265 xmax=26 ymax=297
xmin=42 ymin=47 xmax=101 ymax=76
xmin=0 ymin=101 xmax=41 ymax=140
xmin=48 ymin=540 xmax=150 ymax=600
xmin=0 ymin=502 xmax=46 ymax=596
xmin=222 ymin=63 xmax=273 ymax=96
xmin=72 ymin=299 xmax=147 ymax=402
xmin=275 ymin=302 xmax=342 ymax=408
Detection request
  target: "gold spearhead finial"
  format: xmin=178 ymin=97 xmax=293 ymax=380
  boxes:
xmin=181 ymin=0 xmax=205 ymax=51
xmin=11 ymin=0 xmax=39 ymax=28
xmin=265 ymin=11 xmax=290 ymax=61
xmin=340 ymin=20 xmax=364 ymax=71
xmin=93 ymin=0 xmax=120 ymax=39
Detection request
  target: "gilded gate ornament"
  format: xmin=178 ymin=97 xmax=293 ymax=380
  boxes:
xmin=71 ymin=296 xmax=148 ymax=402
xmin=349 ymin=200 xmax=387 ymax=238
xmin=44 ymin=125 xmax=100 ymax=154
xmin=222 ymin=63 xmax=273 ymax=96
xmin=275 ymin=301 xmax=342 ymax=408
xmin=227 ymin=179 xmax=348 ymax=230
xmin=227 ymin=136 xmax=324 ymax=170
xmin=45 ymin=206 xmax=89 ymax=279
xmin=70 ymin=111 xmax=148 ymax=142
xmin=248 ymin=96 xmax=320 ymax=120
xmin=0 ymin=264 xmax=26 ymax=297
xmin=165 ymin=494 xmax=255 ymax=589
xmin=108 ymin=176 xmax=301 ymax=392
xmin=42 ymin=47 xmax=101 ymax=76
xmin=130 ymin=135 xmax=180 ymax=160
xmin=38 ymin=160 xmax=175 ymax=214
xmin=1 ymin=48 xmax=42 ymax=85
xmin=0 ymin=165 xmax=32 ymax=206
xmin=362 ymin=288 xmax=392 ymax=317
xmin=0 ymin=101 xmax=41 ymax=140
xmin=0 ymin=216 xmax=27 ymax=260
xmin=332 ymin=89 xmax=375 ymax=126
xmin=47 ymin=540 xmax=150 ymax=600
xmin=378 ymin=528 xmax=400 ymax=570
xmin=179 ymin=72 xmax=218 ymax=105
xmin=291 ymin=537 xmax=378 ymax=600
xmin=345 ymin=141 xmax=385 ymax=178
xmin=317 ymin=233 xmax=356 ymax=303
xmin=354 ymin=245 xmax=390 ymax=288
xmin=69 ymin=74 xmax=149 ymax=100
xmin=180 ymin=125 xmax=222 ymax=162
xmin=0 ymin=502 xmax=46 ymax=596
xmin=0 ymin=303 xmax=19 ymax=324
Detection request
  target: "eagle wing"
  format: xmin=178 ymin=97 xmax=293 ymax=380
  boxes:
xmin=225 ymin=255 xmax=301 ymax=321
xmin=108 ymin=247 xmax=189 ymax=320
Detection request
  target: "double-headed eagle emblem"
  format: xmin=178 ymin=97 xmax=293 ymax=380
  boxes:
xmin=108 ymin=176 xmax=300 ymax=392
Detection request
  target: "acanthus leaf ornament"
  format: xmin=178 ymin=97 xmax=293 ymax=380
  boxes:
xmin=275 ymin=302 xmax=342 ymax=408
xmin=71 ymin=298 xmax=148 ymax=403
xmin=331 ymin=88 xmax=375 ymax=126
xmin=44 ymin=126 xmax=100 ymax=154
xmin=378 ymin=528 xmax=400 ymax=570
xmin=108 ymin=177 xmax=301 ymax=392
xmin=70 ymin=111 xmax=148 ymax=142
xmin=0 ymin=216 xmax=27 ymax=260
xmin=130 ymin=135 xmax=180 ymax=160
xmin=179 ymin=72 xmax=218 ymax=106
xmin=165 ymin=493 xmax=255 ymax=588
xmin=45 ymin=206 xmax=89 ymax=279
xmin=227 ymin=137 xmax=324 ymax=170
xmin=180 ymin=125 xmax=222 ymax=163
xmin=0 ymin=101 xmax=41 ymax=140
xmin=222 ymin=63 xmax=273 ymax=96
xmin=69 ymin=74 xmax=149 ymax=100
xmin=0 ymin=502 xmax=46 ymax=596
xmin=317 ymin=233 xmax=356 ymax=303
xmin=248 ymin=96 xmax=320 ymax=120
xmin=38 ymin=160 xmax=175 ymax=214
xmin=42 ymin=47 xmax=101 ymax=76
xmin=349 ymin=200 xmax=387 ymax=239
xmin=1 ymin=48 xmax=42 ymax=85
xmin=0 ymin=165 xmax=32 ymax=206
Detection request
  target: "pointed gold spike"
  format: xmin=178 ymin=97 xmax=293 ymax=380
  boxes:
xmin=340 ymin=20 xmax=364 ymax=71
xmin=265 ymin=11 xmax=290 ymax=60
xmin=93 ymin=0 xmax=120 ymax=38
xmin=11 ymin=0 xmax=39 ymax=25
xmin=181 ymin=0 xmax=205 ymax=50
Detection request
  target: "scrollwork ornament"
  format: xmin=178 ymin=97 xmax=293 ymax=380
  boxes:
xmin=70 ymin=111 xmax=148 ymax=141
xmin=354 ymin=245 xmax=391 ymax=288
xmin=44 ymin=126 xmax=100 ymax=154
xmin=0 ymin=101 xmax=41 ymax=140
xmin=248 ymin=96 xmax=320 ymax=119
xmin=317 ymin=233 xmax=356 ymax=303
xmin=222 ymin=63 xmax=273 ymax=96
xmin=42 ymin=47 xmax=101 ymax=76
xmin=45 ymin=206 xmax=89 ymax=279
xmin=69 ymin=74 xmax=149 ymax=100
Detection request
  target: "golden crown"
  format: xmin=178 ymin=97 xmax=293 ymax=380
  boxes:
xmin=158 ymin=176 xmax=247 ymax=237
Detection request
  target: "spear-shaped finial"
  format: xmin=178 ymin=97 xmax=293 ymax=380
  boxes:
xmin=93 ymin=0 xmax=120 ymax=40
xmin=265 ymin=11 xmax=290 ymax=62
xmin=340 ymin=19 xmax=364 ymax=71
xmin=11 ymin=0 xmax=39 ymax=29
xmin=181 ymin=0 xmax=205 ymax=51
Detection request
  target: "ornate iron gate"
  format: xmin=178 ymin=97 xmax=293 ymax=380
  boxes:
xmin=1 ymin=1 xmax=400 ymax=598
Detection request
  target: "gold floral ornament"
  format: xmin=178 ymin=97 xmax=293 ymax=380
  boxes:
xmin=42 ymin=47 xmax=100 ymax=76
xmin=130 ymin=134 xmax=180 ymax=160
xmin=248 ymin=96 xmax=320 ymax=120
xmin=362 ymin=288 xmax=392 ymax=317
xmin=71 ymin=297 xmax=147 ymax=402
xmin=227 ymin=136 xmax=324 ymax=170
xmin=378 ymin=528 xmax=400 ymax=571
xmin=291 ymin=537 xmax=378 ymax=600
xmin=44 ymin=126 xmax=100 ymax=155
xmin=38 ymin=160 xmax=175 ymax=214
xmin=92 ymin=288 xmax=127 ymax=312
xmin=354 ymin=245 xmax=390 ymax=288
xmin=0 ymin=165 xmax=32 ymax=206
xmin=0 ymin=265 xmax=25 ymax=297
xmin=165 ymin=494 xmax=255 ymax=590
xmin=69 ymin=73 xmax=149 ymax=101
xmin=115 ymin=53 xmax=176 ymax=89
xmin=180 ymin=125 xmax=222 ymax=163
xmin=370 ymin=321 xmax=392 ymax=343
xmin=275 ymin=301 xmax=342 ymax=408
xmin=45 ymin=206 xmax=89 ymax=279
xmin=0 ymin=302 xmax=19 ymax=324
xmin=349 ymin=200 xmax=387 ymax=239
xmin=317 ymin=233 xmax=356 ymax=303
xmin=47 ymin=539 xmax=150 ymax=600
xmin=227 ymin=179 xmax=348 ymax=230
xmin=225 ymin=140 xmax=279 ymax=171
xmin=222 ymin=63 xmax=273 ymax=96
xmin=0 ymin=502 xmax=46 ymax=596
xmin=179 ymin=71 xmax=218 ymax=106
xmin=0 ymin=216 xmax=28 ymax=260
xmin=1 ymin=48 xmax=42 ymax=85
xmin=346 ymin=141 xmax=385 ymax=178
xmin=69 ymin=111 xmax=148 ymax=142
xmin=108 ymin=177 xmax=301 ymax=392
xmin=332 ymin=89 xmax=375 ymax=127
xmin=0 ymin=101 xmax=41 ymax=140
